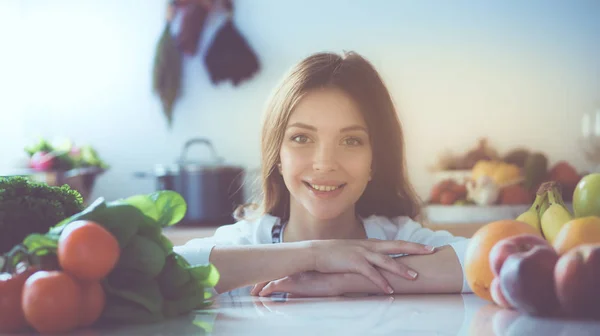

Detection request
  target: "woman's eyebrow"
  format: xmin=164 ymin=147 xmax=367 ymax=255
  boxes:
xmin=340 ymin=125 xmax=368 ymax=133
xmin=286 ymin=122 xmax=316 ymax=131
xmin=286 ymin=123 xmax=368 ymax=133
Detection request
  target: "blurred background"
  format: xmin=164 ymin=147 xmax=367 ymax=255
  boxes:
xmin=1 ymin=0 xmax=599 ymax=227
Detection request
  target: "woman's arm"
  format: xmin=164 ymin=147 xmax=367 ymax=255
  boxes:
xmin=340 ymin=245 xmax=464 ymax=294
xmin=186 ymin=239 xmax=436 ymax=294
xmin=209 ymin=242 xmax=313 ymax=293
xmin=255 ymin=245 xmax=465 ymax=296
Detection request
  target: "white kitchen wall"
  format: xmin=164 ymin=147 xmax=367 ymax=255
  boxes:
xmin=1 ymin=0 xmax=599 ymax=203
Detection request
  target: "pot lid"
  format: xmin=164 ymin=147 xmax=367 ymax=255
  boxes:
xmin=176 ymin=138 xmax=227 ymax=171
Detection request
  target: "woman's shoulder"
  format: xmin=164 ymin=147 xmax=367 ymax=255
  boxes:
xmin=362 ymin=215 xmax=422 ymax=240
xmin=363 ymin=214 xmax=467 ymax=245
xmin=211 ymin=212 xmax=280 ymax=244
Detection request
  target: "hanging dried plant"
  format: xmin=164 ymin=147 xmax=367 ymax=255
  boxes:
xmin=152 ymin=2 xmax=183 ymax=127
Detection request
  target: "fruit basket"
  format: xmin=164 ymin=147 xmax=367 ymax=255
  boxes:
xmin=424 ymin=204 xmax=529 ymax=224
xmin=424 ymin=203 xmax=574 ymax=225
xmin=428 ymin=137 xmax=584 ymax=208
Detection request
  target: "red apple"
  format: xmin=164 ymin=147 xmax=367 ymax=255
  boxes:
xmin=499 ymin=245 xmax=561 ymax=316
xmin=554 ymin=244 xmax=600 ymax=319
xmin=490 ymin=277 xmax=512 ymax=308
xmin=489 ymin=234 xmax=550 ymax=277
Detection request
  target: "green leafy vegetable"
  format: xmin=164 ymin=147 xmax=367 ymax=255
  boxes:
xmin=5 ymin=188 xmax=218 ymax=326
xmin=121 ymin=191 xmax=187 ymax=227
xmin=101 ymin=296 xmax=165 ymax=325
xmin=0 ymin=176 xmax=84 ymax=254
xmin=163 ymin=290 xmax=205 ymax=318
xmin=158 ymin=254 xmax=191 ymax=294
xmin=24 ymin=138 xmax=53 ymax=156
xmin=104 ymin=279 xmax=164 ymax=314
xmin=189 ymin=264 xmax=220 ymax=289
xmin=107 ymin=268 xmax=156 ymax=288
xmin=117 ymin=235 xmax=167 ymax=278
xmin=22 ymin=234 xmax=58 ymax=255
xmin=50 ymin=199 xmax=142 ymax=248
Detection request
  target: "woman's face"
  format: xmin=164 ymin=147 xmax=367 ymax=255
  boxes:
xmin=279 ymin=88 xmax=373 ymax=220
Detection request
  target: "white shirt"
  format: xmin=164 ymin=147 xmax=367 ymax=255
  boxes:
xmin=174 ymin=214 xmax=473 ymax=296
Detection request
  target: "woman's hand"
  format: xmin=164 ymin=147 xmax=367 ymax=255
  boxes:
xmin=251 ymin=272 xmax=346 ymax=297
xmin=250 ymin=239 xmax=435 ymax=295
xmin=308 ymin=239 xmax=435 ymax=294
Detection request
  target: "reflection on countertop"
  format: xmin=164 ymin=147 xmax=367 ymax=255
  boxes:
xmin=60 ymin=293 xmax=600 ymax=335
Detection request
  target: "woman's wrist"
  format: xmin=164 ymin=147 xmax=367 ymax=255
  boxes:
xmin=301 ymin=240 xmax=318 ymax=272
xmin=338 ymin=273 xmax=374 ymax=293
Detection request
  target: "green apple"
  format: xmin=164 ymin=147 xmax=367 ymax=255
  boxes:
xmin=573 ymin=173 xmax=600 ymax=218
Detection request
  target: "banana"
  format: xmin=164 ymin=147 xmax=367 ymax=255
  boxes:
xmin=538 ymin=196 xmax=550 ymax=219
xmin=540 ymin=185 xmax=573 ymax=245
xmin=516 ymin=192 xmax=545 ymax=234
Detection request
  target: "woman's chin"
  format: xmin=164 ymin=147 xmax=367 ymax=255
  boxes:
xmin=304 ymin=204 xmax=349 ymax=221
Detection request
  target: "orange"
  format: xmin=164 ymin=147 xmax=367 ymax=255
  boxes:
xmin=465 ymin=220 xmax=542 ymax=302
xmin=58 ymin=220 xmax=120 ymax=281
xmin=553 ymin=216 xmax=600 ymax=255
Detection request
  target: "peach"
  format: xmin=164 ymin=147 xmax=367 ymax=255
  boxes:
xmin=499 ymin=245 xmax=561 ymax=316
xmin=489 ymin=234 xmax=550 ymax=277
xmin=554 ymin=244 xmax=600 ymax=319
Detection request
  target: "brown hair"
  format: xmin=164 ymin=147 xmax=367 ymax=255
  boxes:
xmin=235 ymin=51 xmax=422 ymax=221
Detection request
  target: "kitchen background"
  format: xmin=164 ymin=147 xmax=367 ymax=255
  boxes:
xmin=1 ymin=0 xmax=599 ymax=224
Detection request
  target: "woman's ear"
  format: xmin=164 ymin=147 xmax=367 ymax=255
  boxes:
xmin=277 ymin=162 xmax=283 ymax=174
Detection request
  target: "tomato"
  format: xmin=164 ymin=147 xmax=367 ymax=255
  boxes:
xmin=0 ymin=267 xmax=36 ymax=333
xmin=78 ymin=281 xmax=106 ymax=327
xmin=58 ymin=220 xmax=120 ymax=281
xmin=22 ymin=270 xmax=82 ymax=334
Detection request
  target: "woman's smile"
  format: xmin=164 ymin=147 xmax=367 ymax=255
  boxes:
xmin=303 ymin=181 xmax=347 ymax=199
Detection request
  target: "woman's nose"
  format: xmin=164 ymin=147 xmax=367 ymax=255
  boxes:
xmin=312 ymin=145 xmax=339 ymax=172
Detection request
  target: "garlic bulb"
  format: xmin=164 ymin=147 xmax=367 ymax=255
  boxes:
xmin=466 ymin=175 xmax=501 ymax=206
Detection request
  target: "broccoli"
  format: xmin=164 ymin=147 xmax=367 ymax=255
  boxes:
xmin=0 ymin=176 xmax=85 ymax=254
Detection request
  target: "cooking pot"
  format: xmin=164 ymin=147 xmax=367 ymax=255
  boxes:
xmin=135 ymin=138 xmax=245 ymax=226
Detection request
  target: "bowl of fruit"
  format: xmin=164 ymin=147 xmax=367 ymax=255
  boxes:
xmin=15 ymin=138 xmax=109 ymax=202
xmin=426 ymin=143 xmax=582 ymax=224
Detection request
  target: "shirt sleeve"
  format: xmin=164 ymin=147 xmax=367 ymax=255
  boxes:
xmin=172 ymin=220 xmax=256 ymax=267
xmin=393 ymin=218 xmax=473 ymax=294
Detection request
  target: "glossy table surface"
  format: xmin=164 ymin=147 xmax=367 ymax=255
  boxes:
xmin=56 ymin=293 xmax=600 ymax=336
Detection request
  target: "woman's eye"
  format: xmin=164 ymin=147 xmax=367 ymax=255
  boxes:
xmin=291 ymin=135 xmax=310 ymax=143
xmin=343 ymin=137 xmax=363 ymax=146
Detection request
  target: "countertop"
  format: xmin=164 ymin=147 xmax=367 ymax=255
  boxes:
xmin=46 ymin=293 xmax=600 ymax=335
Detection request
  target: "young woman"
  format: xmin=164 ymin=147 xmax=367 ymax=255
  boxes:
xmin=174 ymin=51 xmax=472 ymax=297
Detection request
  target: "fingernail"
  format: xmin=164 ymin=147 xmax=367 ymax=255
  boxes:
xmin=408 ymin=270 xmax=418 ymax=279
xmin=425 ymin=245 xmax=436 ymax=252
xmin=387 ymin=286 xmax=394 ymax=294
